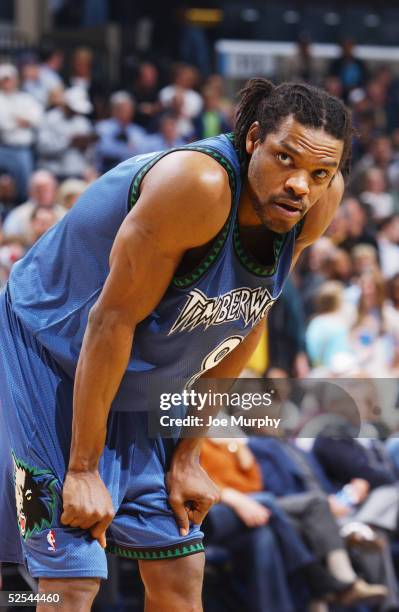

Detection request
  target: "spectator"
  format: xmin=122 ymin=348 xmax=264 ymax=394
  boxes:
xmin=68 ymin=46 xmax=94 ymax=93
xmin=3 ymin=170 xmax=65 ymax=242
xmin=324 ymin=75 xmax=344 ymax=99
xmin=329 ymin=39 xmax=367 ymax=100
xmin=351 ymin=135 xmax=399 ymax=195
xmin=306 ymin=281 xmax=353 ymax=368
xmin=131 ymin=62 xmax=161 ymax=130
xmin=267 ymin=278 xmax=310 ymax=377
xmin=0 ymin=237 xmax=25 ymax=288
xmin=365 ymin=78 xmax=390 ymax=133
xmin=287 ymin=37 xmax=320 ymax=84
xmin=202 ymin=438 xmax=387 ymax=608
xmin=95 ymin=91 xmax=146 ymax=172
xmin=322 ymin=248 xmax=352 ymax=285
xmin=387 ymin=273 xmax=399 ymax=316
xmin=338 ymin=197 xmax=379 ymax=253
xmin=249 ymin=431 xmax=396 ymax=608
xmin=193 ymin=86 xmax=231 ymax=140
xmin=20 ymin=53 xmax=49 ymax=107
xmin=377 ymin=214 xmax=399 ymax=279
xmin=360 ymin=167 xmax=396 ymax=220
xmin=57 ymin=178 xmax=87 ymax=210
xmin=159 ymin=63 xmax=203 ymax=138
xmin=28 ymin=205 xmax=58 ymax=247
xmin=0 ymin=174 xmax=17 ymax=222
xmin=350 ymin=269 xmax=399 ymax=374
xmin=350 ymin=243 xmax=379 ymax=279
xmin=0 ymin=63 xmax=43 ymax=201
xmin=203 ymin=74 xmax=234 ymax=123
xmin=39 ymin=44 xmax=64 ymax=93
xmin=37 ymin=87 xmax=95 ymax=179
xmin=298 ymin=237 xmax=336 ymax=317
xmin=68 ymin=46 xmax=107 ymax=116
xmin=138 ymin=112 xmax=185 ymax=154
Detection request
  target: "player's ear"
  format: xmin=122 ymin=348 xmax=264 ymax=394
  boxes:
xmin=246 ymin=122 xmax=260 ymax=155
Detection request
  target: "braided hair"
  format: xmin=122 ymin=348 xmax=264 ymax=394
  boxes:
xmin=234 ymin=78 xmax=353 ymax=176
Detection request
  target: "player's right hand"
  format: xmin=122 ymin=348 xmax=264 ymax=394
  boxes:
xmin=61 ymin=469 xmax=115 ymax=548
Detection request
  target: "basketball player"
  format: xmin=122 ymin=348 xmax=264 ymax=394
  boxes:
xmin=0 ymin=79 xmax=351 ymax=611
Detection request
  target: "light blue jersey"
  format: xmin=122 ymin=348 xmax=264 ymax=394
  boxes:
xmin=8 ymin=134 xmax=301 ymax=410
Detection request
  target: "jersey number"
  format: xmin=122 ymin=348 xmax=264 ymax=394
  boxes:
xmin=187 ymin=335 xmax=244 ymax=387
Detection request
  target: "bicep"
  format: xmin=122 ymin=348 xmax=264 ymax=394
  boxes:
xmin=93 ymin=215 xmax=184 ymax=326
xmin=92 ymin=153 xmax=231 ymax=326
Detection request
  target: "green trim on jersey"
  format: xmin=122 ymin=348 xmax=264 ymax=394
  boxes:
xmin=233 ymin=223 xmax=289 ymax=277
xmin=107 ymin=540 xmax=204 ymax=560
xmin=128 ymin=142 xmax=238 ymax=289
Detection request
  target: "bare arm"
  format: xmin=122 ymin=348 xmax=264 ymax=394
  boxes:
xmin=61 ymin=151 xmax=231 ymax=544
xmin=168 ymin=321 xmax=265 ymax=534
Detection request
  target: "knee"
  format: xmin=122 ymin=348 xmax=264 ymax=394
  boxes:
xmin=39 ymin=577 xmax=100 ymax=609
xmin=141 ymin=554 xmax=204 ymax=612
xmin=308 ymin=490 xmax=329 ymax=508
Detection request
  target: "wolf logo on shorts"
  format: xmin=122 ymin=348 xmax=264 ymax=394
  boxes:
xmin=13 ymin=454 xmax=58 ymax=540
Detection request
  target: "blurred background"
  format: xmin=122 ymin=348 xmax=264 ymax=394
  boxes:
xmin=4 ymin=1 xmax=399 ymax=611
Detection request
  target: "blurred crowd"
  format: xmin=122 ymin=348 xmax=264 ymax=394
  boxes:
xmin=0 ymin=46 xmax=234 ymax=288
xmin=4 ymin=39 xmax=399 ymax=612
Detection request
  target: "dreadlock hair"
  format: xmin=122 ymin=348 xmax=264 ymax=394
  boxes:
xmin=234 ymin=78 xmax=353 ymax=177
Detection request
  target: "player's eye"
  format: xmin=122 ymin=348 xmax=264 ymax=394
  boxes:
xmin=25 ymin=489 xmax=32 ymax=500
xmin=313 ymin=169 xmax=329 ymax=180
xmin=276 ymin=152 xmax=293 ymax=166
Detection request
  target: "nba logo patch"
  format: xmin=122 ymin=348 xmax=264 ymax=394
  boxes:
xmin=47 ymin=529 xmax=56 ymax=551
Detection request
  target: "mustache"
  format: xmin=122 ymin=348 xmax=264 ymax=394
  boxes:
xmin=268 ymin=194 xmax=307 ymax=212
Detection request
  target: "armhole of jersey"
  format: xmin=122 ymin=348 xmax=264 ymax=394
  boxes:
xmin=127 ymin=143 xmax=239 ymax=290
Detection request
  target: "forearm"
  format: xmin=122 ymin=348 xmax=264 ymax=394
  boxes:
xmin=69 ymin=310 xmax=135 ymax=471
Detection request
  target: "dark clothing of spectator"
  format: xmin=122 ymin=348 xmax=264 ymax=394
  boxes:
xmin=267 ymin=278 xmax=307 ymax=374
xmin=204 ymin=492 xmax=313 ymax=612
xmin=339 ymin=230 xmax=379 ymax=255
xmin=249 ymin=437 xmax=335 ymax=497
xmin=313 ymin=422 xmax=397 ymax=490
xmin=329 ymin=56 xmax=367 ymax=100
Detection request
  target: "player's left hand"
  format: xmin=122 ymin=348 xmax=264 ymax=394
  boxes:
xmin=166 ymin=451 xmax=220 ymax=536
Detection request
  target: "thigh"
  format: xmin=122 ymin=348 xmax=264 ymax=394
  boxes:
xmin=276 ymin=491 xmax=322 ymax=516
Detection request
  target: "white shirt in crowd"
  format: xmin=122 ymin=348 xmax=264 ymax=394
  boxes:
xmin=37 ymin=108 xmax=94 ymax=178
xmin=378 ymin=236 xmax=399 ymax=279
xmin=0 ymin=91 xmax=42 ymax=146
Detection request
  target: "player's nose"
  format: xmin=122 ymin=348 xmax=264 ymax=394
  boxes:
xmin=285 ymin=171 xmax=310 ymax=198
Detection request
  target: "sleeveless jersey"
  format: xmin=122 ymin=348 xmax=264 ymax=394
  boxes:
xmin=8 ymin=134 xmax=302 ymax=411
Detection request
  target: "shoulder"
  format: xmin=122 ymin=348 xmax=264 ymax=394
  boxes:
xmin=142 ymin=149 xmax=230 ymax=205
xmin=129 ymin=150 xmax=232 ymax=249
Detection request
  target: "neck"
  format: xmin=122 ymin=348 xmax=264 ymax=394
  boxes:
xmin=238 ymin=176 xmax=262 ymax=227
